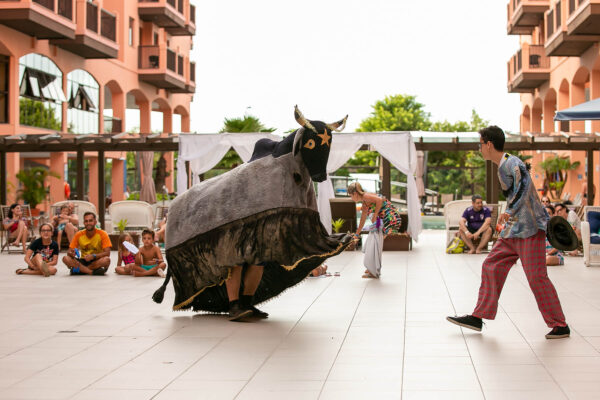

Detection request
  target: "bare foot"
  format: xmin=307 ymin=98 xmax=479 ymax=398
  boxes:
xmin=475 ymin=249 xmax=483 ymax=254
xmin=468 ymin=249 xmax=476 ymax=254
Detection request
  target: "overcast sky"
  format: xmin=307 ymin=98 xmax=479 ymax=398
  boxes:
xmin=187 ymin=0 xmax=522 ymax=134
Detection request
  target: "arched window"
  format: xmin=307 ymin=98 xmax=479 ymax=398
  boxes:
xmin=67 ymin=69 xmax=99 ymax=134
xmin=19 ymin=53 xmax=65 ymax=130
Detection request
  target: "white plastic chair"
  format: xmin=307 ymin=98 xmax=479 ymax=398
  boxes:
xmin=581 ymin=206 xmax=600 ymax=267
xmin=443 ymin=200 xmax=472 ymax=247
xmin=108 ymin=200 xmax=154 ymax=233
xmin=52 ymin=200 xmax=97 ymax=228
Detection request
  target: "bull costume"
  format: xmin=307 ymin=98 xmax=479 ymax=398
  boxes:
xmin=153 ymin=106 xmax=352 ymax=320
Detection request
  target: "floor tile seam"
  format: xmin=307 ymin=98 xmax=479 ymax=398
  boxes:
xmin=433 ymin=251 xmax=487 ymax=400
xmin=316 ymin=281 xmax=369 ymax=399
xmin=233 ymin=257 xmax=354 ymax=400
xmin=148 ymin=335 xmax=229 ymax=400
xmin=67 ymin=319 xmax=190 ymax=399
xmin=0 ymin=291 xmax=160 ymax=361
xmin=500 ymin=308 xmax=570 ymax=399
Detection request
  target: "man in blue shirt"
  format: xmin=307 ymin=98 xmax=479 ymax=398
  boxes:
xmin=447 ymin=125 xmax=570 ymax=339
xmin=458 ymin=194 xmax=492 ymax=254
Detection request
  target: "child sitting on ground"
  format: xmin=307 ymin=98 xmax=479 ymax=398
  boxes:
xmin=55 ymin=205 xmax=71 ymax=251
xmin=133 ymin=229 xmax=166 ymax=277
xmin=115 ymin=233 xmax=136 ymax=275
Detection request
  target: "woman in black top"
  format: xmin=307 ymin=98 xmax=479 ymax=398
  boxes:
xmin=16 ymin=223 xmax=59 ymax=277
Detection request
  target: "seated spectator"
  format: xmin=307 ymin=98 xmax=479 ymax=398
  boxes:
xmin=2 ymin=203 xmax=29 ymax=253
xmin=555 ymin=203 xmax=582 ymax=255
xmin=115 ymin=233 xmax=136 ymax=275
xmin=15 ymin=223 xmax=59 ymax=276
xmin=544 ymin=205 xmax=564 ymax=266
xmin=154 ymin=213 xmax=167 ymax=243
xmin=132 ymin=229 xmax=166 ymax=277
xmin=52 ymin=203 xmax=78 ymax=248
xmin=457 ymin=195 xmax=493 ymax=254
xmin=541 ymin=196 xmax=551 ymax=207
xmin=62 ymin=212 xmax=112 ymax=275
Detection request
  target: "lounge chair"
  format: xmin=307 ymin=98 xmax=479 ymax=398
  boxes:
xmin=443 ymin=200 xmax=472 ymax=247
xmin=581 ymin=206 xmax=600 ymax=267
xmin=108 ymin=200 xmax=154 ymax=234
xmin=1 ymin=204 xmax=36 ymax=254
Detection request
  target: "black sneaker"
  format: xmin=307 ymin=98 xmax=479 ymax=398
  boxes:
xmin=250 ymin=306 xmax=269 ymax=319
xmin=92 ymin=267 xmax=107 ymax=276
xmin=228 ymin=301 xmax=252 ymax=321
xmin=545 ymin=325 xmax=570 ymax=339
xmin=446 ymin=315 xmax=483 ymax=332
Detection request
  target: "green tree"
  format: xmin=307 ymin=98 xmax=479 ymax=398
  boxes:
xmin=538 ymin=156 xmax=580 ymax=199
xmin=341 ymin=95 xmax=431 ymax=176
xmin=205 ymin=115 xmax=276 ymax=178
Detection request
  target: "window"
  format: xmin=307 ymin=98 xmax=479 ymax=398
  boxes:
xmin=0 ymin=55 xmax=8 ymax=123
xmin=129 ymin=17 xmax=134 ymax=46
xmin=19 ymin=53 xmax=64 ymax=130
xmin=67 ymin=69 xmax=99 ymax=134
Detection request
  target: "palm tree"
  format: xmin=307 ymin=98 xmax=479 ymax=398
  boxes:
xmin=214 ymin=115 xmax=276 ymax=172
xmin=538 ymin=156 xmax=580 ymax=199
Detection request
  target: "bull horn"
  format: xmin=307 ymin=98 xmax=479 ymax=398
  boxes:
xmin=294 ymin=105 xmax=316 ymax=132
xmin=327 ymin=115 xmax=348 ymax=132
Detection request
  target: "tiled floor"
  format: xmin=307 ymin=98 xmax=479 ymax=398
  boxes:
xmin=1 ymin=230 xmax=600 ymax=399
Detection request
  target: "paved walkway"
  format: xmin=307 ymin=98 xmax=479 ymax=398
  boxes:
xmin=1 ymin=230 xmax=600 ymax=399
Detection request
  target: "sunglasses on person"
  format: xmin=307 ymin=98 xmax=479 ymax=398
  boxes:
xmin=40 ymin=228 xmax=53 ymax=233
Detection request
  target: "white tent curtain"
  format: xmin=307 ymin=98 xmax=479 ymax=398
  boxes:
xmin=176 ymin=133 xmax=280 ymax=193
xmin=416 ymin=150 xmax=425 ymax=198
xmin=140 ymin=151 xmax=156 ymax=204
xmin=177 ymin=131 xmax=422 ymax=241
xmin=316 ymin=132 xmax=422 ymax=241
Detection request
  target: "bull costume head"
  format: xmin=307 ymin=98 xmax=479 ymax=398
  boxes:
xmin=293 ymin=105 xmax=348 ymax=182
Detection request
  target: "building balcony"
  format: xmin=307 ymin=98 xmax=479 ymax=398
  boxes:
xmin=51 ymin=1 xmax=118 ymax=58
xmin=138 ymin=45 xmax=187 ymax=91
xmin=507 ymin=0 xmax=550 ymax=35
xmin=170 ymin=60 xmax=195 ymax=93
xmin=545 ymin=0 xmax=597 ymax=56
xmin=138 ymin=0 xmax=194 ymax=36
xmin=507 ymin=44 xmax=551 ymax=93
xmin=0 ymin=0 xmax=76 ymax=39
xmin=566 ymin=0 xmax=600 ymax=35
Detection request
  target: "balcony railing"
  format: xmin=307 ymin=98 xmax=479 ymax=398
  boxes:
xmin=190 ymin=4 xmax=195 ymax=23
xmin=167 ymin=49 xmax=176 ymax=72
xmin=177 ymin=55 xmax=184 ymax=76
xmin=86 ymin=1 xmax=98 ymax=33
xmin=103 ymin=116 xmax=122 ymax=133
xmin=58 ymin=0 xmax=72 ymax=19
xmin=546 ymin=7 xmax=555 ymax=37
xmin=101 ymin=9 xmax=116 ymax=41
xmin=190 ymin=61 xmax=195 ymax=82
xmin=33 ymin=0 xmax=53 ymax=10
xmin=508 ymin=44 xmax=550 ymax=92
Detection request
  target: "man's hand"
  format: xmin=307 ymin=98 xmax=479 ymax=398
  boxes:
xmin=67 ymin=248 xmax=75 ymax=258
xmin=84 ymin=254 xmax=95 ymax=262
xmin=370 ymin=215 xmax=377 ymax=224
xmin=465 ymin=231 xmax=473 ymax=240
xmin=473 ymin=232 xmax=480 ymax=240
xmin=498 ymin=212 xmax=511 ymax=224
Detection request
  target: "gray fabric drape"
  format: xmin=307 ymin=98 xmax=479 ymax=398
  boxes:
xmin=416 ymin=150 xmax=425 ymax=198
xmin=140 ymin=151 xmax=156 ymax=204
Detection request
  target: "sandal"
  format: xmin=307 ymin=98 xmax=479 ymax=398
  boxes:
xmin=362 ymin=273 xmax=375 ymax=278
xmin=15 ymin=268 xmax=27 ymax=275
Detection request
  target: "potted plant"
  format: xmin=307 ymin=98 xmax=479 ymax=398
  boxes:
xmin=332 ymin=218 xmax=346 ymax=234
xmin=16 ymin=167 xmax=60 ymax=216
xmin=116 ymin=218 xmax=128 ymax=233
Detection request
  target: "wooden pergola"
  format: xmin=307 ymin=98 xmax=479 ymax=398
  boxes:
xmin=1 ymin=132 xmax=599 ymax=228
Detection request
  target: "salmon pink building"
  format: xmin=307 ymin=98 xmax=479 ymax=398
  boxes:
xmin=0 ymin=0 xmax=196 ymax=210
xmin=507 ymin=0 xmax=600 ymax=205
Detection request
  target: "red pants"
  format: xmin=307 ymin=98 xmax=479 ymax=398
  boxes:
xmin=472 ymin=230 xmax=566 ymax=328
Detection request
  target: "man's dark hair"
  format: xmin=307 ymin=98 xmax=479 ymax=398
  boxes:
xmin=471 ymin=194 xmax=482 ymax=203
xmin=555 ymin=203 xmax=567 ymax=212
xmin=83 ymin=211 xmax=96 ymax=220
xmin=142 ymin=228 xmax=154 ymax=238
xmin=479 ymin=125 xmax=505 ymax=152
xmin=545 ymin=204 xmax=555 ymax=215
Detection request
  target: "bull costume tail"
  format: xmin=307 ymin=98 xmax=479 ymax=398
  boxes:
xmin=152 ymin=267 xmax=172 ymax=304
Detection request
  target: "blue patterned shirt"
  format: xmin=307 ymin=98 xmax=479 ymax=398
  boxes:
xmin=499 ymin=154 xmax=549 ymax=239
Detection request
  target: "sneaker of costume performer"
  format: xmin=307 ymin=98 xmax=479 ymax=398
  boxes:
xmin=446 ymin=125 xmax=570 ymax=340
xmin=226 ymin=264 xmax=269 ymax=321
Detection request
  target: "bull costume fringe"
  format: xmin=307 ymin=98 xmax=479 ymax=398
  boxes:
xmin=153 ymin=106 xmax=352 ymax=313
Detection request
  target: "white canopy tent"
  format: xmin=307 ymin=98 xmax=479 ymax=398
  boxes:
xmin=177 ymin=131 xmax=422 ymax=242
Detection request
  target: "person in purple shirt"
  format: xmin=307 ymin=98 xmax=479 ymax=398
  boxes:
xmin=458 ymin=194 xmax=492 ymax=254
